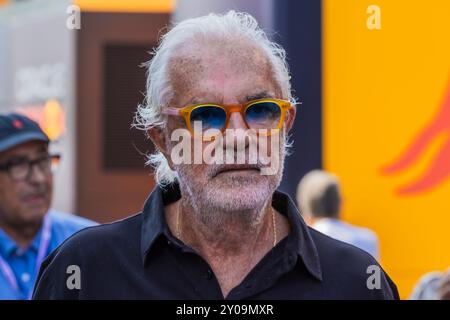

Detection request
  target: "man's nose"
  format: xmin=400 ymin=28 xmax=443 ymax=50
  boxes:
xmin=27 ymin=164 xmax=48 ymax=184
xmin=224 ymin=112 xmax=249 ymax=150
xmin=227 ymin=112 xmax=247 ymax=130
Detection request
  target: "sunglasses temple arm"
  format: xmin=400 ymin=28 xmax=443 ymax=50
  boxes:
xmin=161 ymin=107 xmax=181 ymax=116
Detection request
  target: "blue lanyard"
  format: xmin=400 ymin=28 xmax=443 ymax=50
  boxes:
xmin=0 ymin=214 xmax=52 ymax=299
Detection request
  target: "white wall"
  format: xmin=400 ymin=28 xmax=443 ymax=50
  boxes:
xmin=0 ymin=0 xmax=76 ymax=214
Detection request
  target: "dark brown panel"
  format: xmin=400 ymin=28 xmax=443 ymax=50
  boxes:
xmin=103 ymin=44 xmax=155 ymax=170
xmin=77 ymin=12 xmax=169 ymax=222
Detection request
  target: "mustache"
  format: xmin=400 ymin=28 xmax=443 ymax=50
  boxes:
xmin=22 ymin=188 xmax=48 ymax=199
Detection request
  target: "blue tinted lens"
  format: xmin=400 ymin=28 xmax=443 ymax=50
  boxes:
xmin=190 ymin=106 xmax=226 ymax=132
xmin=245 ymin=102 xmax=281 ymax=129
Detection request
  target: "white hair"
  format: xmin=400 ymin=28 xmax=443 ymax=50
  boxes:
xmin=133 ymin=10 xmax=296 ymax=186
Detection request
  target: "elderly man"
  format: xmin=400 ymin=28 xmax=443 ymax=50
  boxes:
xmin=33 ymin=11 xmax=398 ymax=299
xmin=0 ymin=113 xmax=96 ymax=299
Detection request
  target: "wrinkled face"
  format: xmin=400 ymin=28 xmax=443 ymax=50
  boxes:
xmin=159 ymin=40 xmax=295 ymax=223
xmin=0 ymin=141 xmax=53 ymax=228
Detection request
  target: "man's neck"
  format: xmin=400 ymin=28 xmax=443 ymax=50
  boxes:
xmin=0 ymin=219 xmax=41 ymax=249
xmin=164 ymin=197 xmax=290 ymax=298
xmin=179 ymin=198 xmax=274 ymax=256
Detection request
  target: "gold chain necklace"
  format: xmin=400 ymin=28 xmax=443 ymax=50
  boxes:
xmin=176 ymin=208 xmax=277 ymax=248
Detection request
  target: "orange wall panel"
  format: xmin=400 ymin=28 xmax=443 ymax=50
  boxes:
xmin=323 ymin=0 xmax=450 ymax=298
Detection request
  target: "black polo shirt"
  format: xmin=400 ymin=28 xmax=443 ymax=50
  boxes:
xmin=33 ymin=184 xmax=399 ymax=299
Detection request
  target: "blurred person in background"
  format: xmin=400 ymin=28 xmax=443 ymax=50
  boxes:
xmin=0 ymin=113 xmax=96 ymax=300
xmin=297 ymin=170 xmax=379 ymax=260
xmin=409 ymin=268 xmax=450 ymax=300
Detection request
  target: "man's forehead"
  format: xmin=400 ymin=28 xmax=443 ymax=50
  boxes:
xmin=0 ymin=141 xmax=48 ymax=160
xmin=169 ymin=42 xmax=271 ymax=76
xmin=168 ymin=44 xmax=278 ymax=105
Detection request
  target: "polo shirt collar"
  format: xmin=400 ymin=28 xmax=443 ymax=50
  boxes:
xmin=140 ymin=183 xmax=179 ymax=260
xmin=272 ymin=189 xmax=323 ymax=281
xmin=140 ymin=183 xmax=322 ymax=281
xmin=0 ymin=228 xmax=17 ymax=257
xmin=0 ymin=223 xmax=42 ymax=257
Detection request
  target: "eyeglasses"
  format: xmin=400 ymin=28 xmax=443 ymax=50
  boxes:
xmin=0 ymin=154 xmax=61 ymax=182
xmin=161 ymin=98 xmax=294 ymax=139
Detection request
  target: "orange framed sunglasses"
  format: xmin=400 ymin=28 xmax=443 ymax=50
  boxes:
xmin=161 ymin=98 xmax=294 ymax=138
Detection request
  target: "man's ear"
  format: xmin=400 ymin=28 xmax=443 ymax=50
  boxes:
xmin=147 ymin=126 xmax=173 ymax=168
xmin=285 ymin=104 xmax=297 ymax=133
